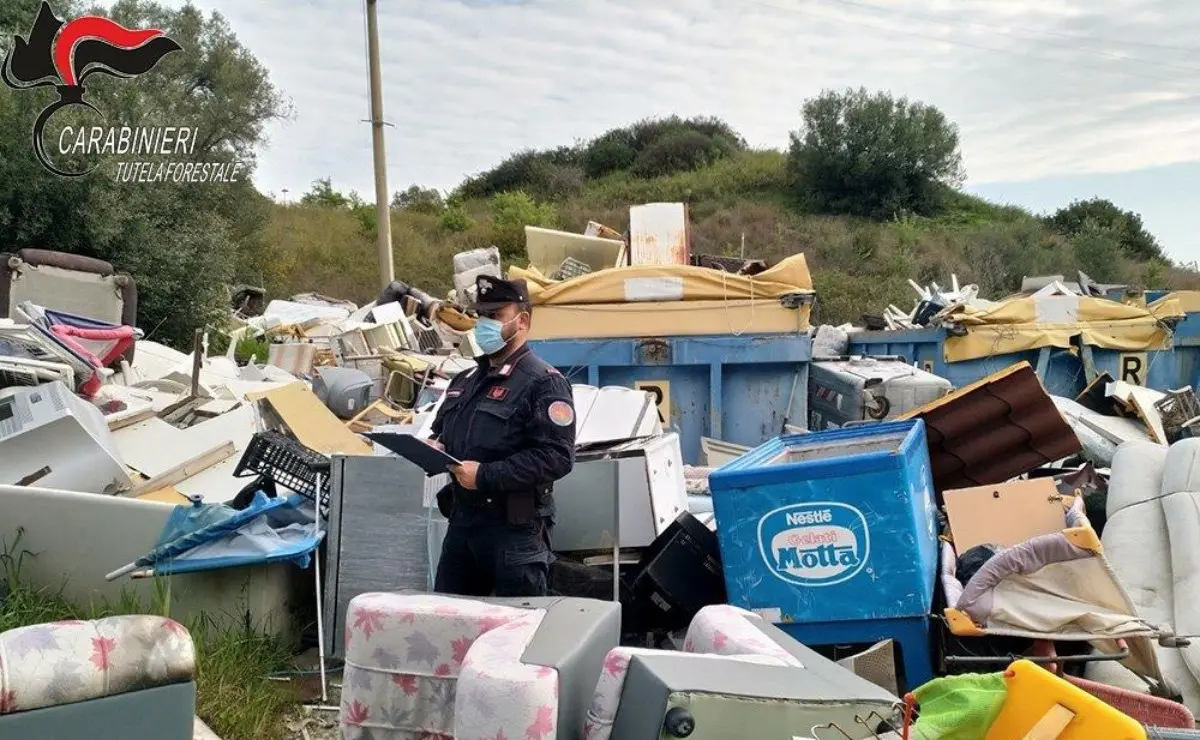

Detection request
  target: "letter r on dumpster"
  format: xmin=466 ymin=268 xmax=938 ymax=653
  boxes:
xmin=634 ymin=380 xmax=670 ymax=425
xmin=1119 ymin=352 xmax=1147 ymax=386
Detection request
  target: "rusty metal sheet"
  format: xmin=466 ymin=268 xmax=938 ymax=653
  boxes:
xmin=629 ymin=203 xmax=689 ymax=266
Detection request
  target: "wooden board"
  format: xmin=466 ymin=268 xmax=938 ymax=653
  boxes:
xmin=123 ymin=441 xmax=237 ymax=498
xmin=134 ymin=486 xmax=191 ymax=505
xmin=943 ymin=478 xmax=1068 ymax=552
xmin=346 ymin=399 xmax=412 ymax=434
xmin=247 ymin=382 xmax=372 ymax=456
xmin=1126 ymin=385 xmax=1169 ymax=444
xmin=114 ymin=418 xmax=209 ymax=479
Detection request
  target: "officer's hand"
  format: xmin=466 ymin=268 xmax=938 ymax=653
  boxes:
xmin=450 ymin=461 xmax=480 ymax=490
xmin=425 ymin=438 xmax=445 ymax=452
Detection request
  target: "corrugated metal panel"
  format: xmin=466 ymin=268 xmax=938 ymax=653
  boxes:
xmin=900 ymin=361 xmax=1081 ymax=492
xmin=629 ymin=203 xmax=689 ymax=266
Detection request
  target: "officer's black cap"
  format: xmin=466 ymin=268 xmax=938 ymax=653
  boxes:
xmin=475 ymin=275 xmax=530 ymax=312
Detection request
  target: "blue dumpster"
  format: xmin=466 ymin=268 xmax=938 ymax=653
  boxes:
xmin=1086 ymin=292 xmax=1200 ymax=390
xmin=847 ymin=328 xmax=1087 ymax=397
xmin=848 ymin=327 xmax=1200 ymax=396
xmin=850 ymin=292 xmax=1200 ymax=395
xmin=1085 ymin=334 xmax=1200 ymax=391
xmin=1103 ymin=288 xmax=1170 ymax=303
xmin=707 ymin=419 xmax=939 ymax=689
xmin=528 ymin=334 xmax=811 ymax=465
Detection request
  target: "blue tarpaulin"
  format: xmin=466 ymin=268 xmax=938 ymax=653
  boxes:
xmin=106 ymin=491 xmax=324 ymax=579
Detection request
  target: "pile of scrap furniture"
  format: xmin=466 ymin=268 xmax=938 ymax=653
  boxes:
xmin=10 ymin=202 xmax=1200 ymax=737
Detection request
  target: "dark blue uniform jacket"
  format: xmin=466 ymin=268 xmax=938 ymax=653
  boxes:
xmin=430 ymin=344 xmax=575 ymax=523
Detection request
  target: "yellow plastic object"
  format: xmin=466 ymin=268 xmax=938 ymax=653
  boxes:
xmin=943 ymin=608 xmax=987 ymax=637
xmin=985 ymin=660 xmax=1146 ymax=740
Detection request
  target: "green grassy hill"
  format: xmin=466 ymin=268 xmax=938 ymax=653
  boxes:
xmin=260 ymin=131 xmax=1196 ymax=327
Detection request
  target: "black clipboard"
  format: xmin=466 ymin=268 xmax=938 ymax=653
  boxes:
xmin=366 ymin=433 xmax=462 ymax=476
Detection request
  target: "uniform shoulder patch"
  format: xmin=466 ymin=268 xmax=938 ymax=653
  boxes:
xmin=547 ymin=400 xmax=575 ymax=427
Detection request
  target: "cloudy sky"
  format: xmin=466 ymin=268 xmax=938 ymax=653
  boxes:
xmin=166 ymin=0 xmax=1200 ymax=262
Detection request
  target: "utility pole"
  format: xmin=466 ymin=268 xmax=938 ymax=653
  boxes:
xmin=365 ymin=0 xmax=395 ymax=290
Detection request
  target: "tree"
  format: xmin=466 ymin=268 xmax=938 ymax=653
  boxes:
xmin=1069 ymin=219 xmax=1125 ymax=282
xmin=1143 ymin=258 xmax=1168 ymax=289
xmin=0 ymin=0 xmax=291 ymax=348
xmin=301 ymin=177 xmax=351 ymax=208
xmin=582 ymin=128 xmax=637 ymax=178
xmin=438 ymin=205 xmax=474 ymax=233
xmin=298 ymin=178 xmax=379 ymax=239
xmin=456 ymin=116 xmax=748 ymax=199
xmin=582 ymin=115 xmax=745 ymax=181
xmin=1045 ymin=198 xmax=1164 ymax=262
xmin=489 ymin=191 xmax=556 ymax=256
xmin=629 ymin=129 xmax=738 ymax=179
xmin=787 ymin=87 xmax=965 ymax=218
xmin=392 ymin=184 xmax=444 ymax=214
xmin=456 ymin=147 xmax=582 ymax=201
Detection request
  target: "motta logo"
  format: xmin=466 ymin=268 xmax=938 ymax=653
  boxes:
xmin=757 ymin=502 xmax=870 ymax=587
xmin=1 ymin=1 xmax=181 ymax=177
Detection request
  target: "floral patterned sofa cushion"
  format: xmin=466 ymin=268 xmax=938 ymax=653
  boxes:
xmin=682 ymin=605 xmax=803 ymax=666
xmin=340 ymin=592 xmax=535 ymax=740
xmin=0 ymin=615 xmax=195 ymax=715
xmin=455 ymin=610 xmax=559 ymax=740
xmin=582 ymin=647 xmax=787 ymax=740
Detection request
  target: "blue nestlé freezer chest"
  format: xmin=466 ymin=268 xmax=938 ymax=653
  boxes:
xmin=708 ymin=419 xmax=938 ymax=624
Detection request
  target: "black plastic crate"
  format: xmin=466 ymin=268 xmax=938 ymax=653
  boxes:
xmin=234 ymin=430 xmax=331 ymax=514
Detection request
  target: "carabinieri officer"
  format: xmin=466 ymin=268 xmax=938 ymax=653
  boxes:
xmin=426 ymin=275 xmax=576 ymax=596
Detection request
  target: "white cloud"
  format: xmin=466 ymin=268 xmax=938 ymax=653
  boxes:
xmin=162 ymin=0 xmax=1200 ymax=199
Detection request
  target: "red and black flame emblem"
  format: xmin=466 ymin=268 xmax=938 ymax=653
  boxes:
xmin=1 ymin=1 xmax=181 ymax=176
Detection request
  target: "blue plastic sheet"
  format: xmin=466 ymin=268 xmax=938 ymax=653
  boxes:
xmin=134 ymin=491 xmax=324 ymax=576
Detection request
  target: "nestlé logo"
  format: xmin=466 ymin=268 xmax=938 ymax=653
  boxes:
xmin=757 ymin=502 xmax=870 ymax=587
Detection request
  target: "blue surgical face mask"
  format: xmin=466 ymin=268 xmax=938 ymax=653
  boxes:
xmin=473 ymin=314 xmax=522 ymax=356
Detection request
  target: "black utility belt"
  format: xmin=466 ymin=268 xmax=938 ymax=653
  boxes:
xmin=451 ymin=488 xmax=544 ymax=504
xmin=453 ymin=489 xmax=505 ymax=508
xmin=441 ymin=486 xmax=544 ymax=525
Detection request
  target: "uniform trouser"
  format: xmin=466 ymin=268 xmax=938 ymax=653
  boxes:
xmin=434 ymin=512 xmax=554 ymax=597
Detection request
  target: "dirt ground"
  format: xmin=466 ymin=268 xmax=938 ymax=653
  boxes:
xmin=280 ymin=656 xmax=343 ymax=740
xmin=284 ymin=698 xmax=340 ymax=740
xmin=195 ymin=678 xmax=342 ymax=740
